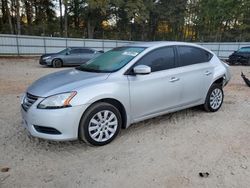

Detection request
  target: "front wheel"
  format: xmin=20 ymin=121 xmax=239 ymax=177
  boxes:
xmin=79 ymin=102 xmax=122 ymax=146
xmin=204 ymin=84 xmax=224 ymax=112
xmin=52 ymin=59 xmax=63 ymax=68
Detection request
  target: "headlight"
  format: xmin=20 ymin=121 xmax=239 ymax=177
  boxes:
xmin=37 ymin=92 xmax=77 ymax=109
xmin=43 ymin=56 xmax=51 ymax=60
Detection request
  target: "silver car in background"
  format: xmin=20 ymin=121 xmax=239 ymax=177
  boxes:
xmin=39 ymin=47 xmax=103 ymax=68
xmin=21 ymin=42 xmax=231 ymax=146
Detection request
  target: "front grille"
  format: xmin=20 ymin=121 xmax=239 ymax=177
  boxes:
xmin=22 ymin=93 xmax=38 ymax=111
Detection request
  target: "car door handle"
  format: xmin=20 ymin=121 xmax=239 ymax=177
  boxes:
xmin=169 ymin=77 xmax=180 ymax=82
xmin=205 ymin=71 xmax=212 ymax=76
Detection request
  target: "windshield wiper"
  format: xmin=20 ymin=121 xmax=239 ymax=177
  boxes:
xmin=76 ymin=66 xmax=110 ymax=73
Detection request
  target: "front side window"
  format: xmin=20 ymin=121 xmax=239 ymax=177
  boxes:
xmin=178 ymin=46 xmax=213 ymax=67
xmin=135 ymin=47 xmax=175 ymax=72
xmin=70 ymin=49 xmax=82 ymax=54
xmin=58 ymin=48 xmax=69 ymax=54
xmin=77 ymin=46 xmax=145 ymax=73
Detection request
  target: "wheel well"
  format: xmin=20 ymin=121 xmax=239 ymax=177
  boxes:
xmin=213 ymin=77 xmax=224 ymax=86
xmin=53 ymin=58 xmax=63 ymax=64
xmin=93 ymin=98 xmax=127 ymax=129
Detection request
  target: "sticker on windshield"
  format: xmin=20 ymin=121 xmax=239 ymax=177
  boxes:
xmin=122 ymin=51 xmax=139 ymax=56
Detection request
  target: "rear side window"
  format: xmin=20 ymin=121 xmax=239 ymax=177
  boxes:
xmin=70 ymin=49 xmax=94 ymax=54
xmin=178 ymin=46 xmax=213 ymax=67
xmin=135 ymin=47 xmax=175 ymax=72
xmin=80 ymin=49 xmax=94 ymax=54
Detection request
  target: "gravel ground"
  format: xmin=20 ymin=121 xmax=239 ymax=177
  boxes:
xmin=0 ymin=58 xmax=250 ymax=188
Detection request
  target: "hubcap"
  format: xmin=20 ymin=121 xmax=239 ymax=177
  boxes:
xmin=88 ymin=110 xmax=118 ymax=142
xmin=209 ymin=88 xmax=223 ymax=110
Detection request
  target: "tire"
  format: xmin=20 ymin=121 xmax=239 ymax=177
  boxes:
xmin=52 ymin=59 xmax=63 ymax=68
xmin=247 ymin=58 xmax=250 ymax=66
xmin=204 ymin=84 xmax=224 ymax=112
xmin=79 ymin=102 xmax=122 ymax=146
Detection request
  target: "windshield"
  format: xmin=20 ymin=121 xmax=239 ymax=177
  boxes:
xmin=238 ymin=47 xmax=250 ymax=53
xmin=77 ymin=46 xmax=145 ymax=73
xmin=58 ymin=48 xmax=70 ymax=54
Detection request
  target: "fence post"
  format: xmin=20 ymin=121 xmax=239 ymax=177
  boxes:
xmin=16 ymin=35 xmax=20 ymax=56
xmin=217 ymin=43 xmax=221 ymax=58
xmin=43 ymin=37 xmax=46 ymax=54
xmin=102 ymin=40 xmax=104 ymax=51
xmin=238 ymin=43 xmax=240 ymax=51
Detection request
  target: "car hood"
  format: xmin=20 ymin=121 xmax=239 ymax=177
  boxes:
xmin=27 ymin=69 xmax=110 ymax=97
xmin=41 ymin=53 xmax=57 ymax=58
xmin=231 ymin=51 xmax=248 ymax=56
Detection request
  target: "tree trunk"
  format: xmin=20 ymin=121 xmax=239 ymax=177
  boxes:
xmin=59 ymin=0 xmax=63 ymax=36
xmin=16 ymin=0 xmax=21 ymax=35
xmin=87 ymin=20 xmax=94 ymax=39
xmin=64 ymin=0 xmax=68 ymax=37
xmin=33 ymin=0 xmax=38 ymax=24
xmin=6 ymin=0 xmax=13 ymax=34
xmin=1 ymin=0 xmax=7 ymax=23
xmin=24 ymin=1 xmax=32 ymax=25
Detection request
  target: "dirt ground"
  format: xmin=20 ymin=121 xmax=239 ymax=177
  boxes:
xmin=0 ymin=57 xmax=250 ymax=188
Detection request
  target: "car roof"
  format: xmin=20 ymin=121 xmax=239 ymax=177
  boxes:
xmin=68 ymin=47 xmax=94 ymax=50
xmin=127 ymin=41 xmax=202 ymax=48
xmin=240 ymin=46 xmax=250 ymax=48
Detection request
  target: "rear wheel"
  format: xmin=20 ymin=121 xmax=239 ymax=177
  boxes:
xmin=79 ymin=102 xmax=122 ymax=146
xmin=204 ymin=84 xmax=224 ymax=112
xmin=52 ymin=59 xmax=63 ymax=68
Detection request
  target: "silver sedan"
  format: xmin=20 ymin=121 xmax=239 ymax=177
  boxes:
xmin=21 ymin=42 xmax=231 ymax=146
xmin=39 ymin=47 xmax=103 ymax=68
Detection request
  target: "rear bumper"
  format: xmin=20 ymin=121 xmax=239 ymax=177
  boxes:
xmin=222 ymin=62 xmax=231 ymax=86
xmin=228 ymin=56 xmax=248 ymax=64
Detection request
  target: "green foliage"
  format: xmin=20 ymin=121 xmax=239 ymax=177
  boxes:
xmin=0 ymin=0 xmax=250 ymax=41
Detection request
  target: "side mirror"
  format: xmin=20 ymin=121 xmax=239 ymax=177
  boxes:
xmin=66 ymin=51 xmax=70 ymax=55
xmin=133 ymin=65 xmax=151 ymax=75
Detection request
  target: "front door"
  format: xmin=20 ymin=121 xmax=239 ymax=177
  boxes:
xmin=64 ymin=48 xmax=82 ymax=64
xmin=128 ymin=46 xmax=182 ymax=121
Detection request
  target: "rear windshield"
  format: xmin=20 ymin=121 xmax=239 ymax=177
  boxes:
xmin=77 ymin=46 xmax=145 ymax=73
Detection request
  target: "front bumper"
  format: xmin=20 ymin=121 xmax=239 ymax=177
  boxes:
xmin=21 ymin=99 xmax=88 ymax=141
xmin=228 ymin=56 xmax=248 ymax=64
xmin=39 ymin=58 xmax=52 ymax=66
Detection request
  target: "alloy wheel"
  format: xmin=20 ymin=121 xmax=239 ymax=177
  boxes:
xmin=88 ymin=110 xmax=118 ymax=142
xmin=209 ymin=88 xmax=223 ymax=110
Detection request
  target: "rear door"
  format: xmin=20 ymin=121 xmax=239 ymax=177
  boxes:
xmin=79 ymin=49 xmax=96 ymax=64
xmin=128 ymin=46 xmax=183 ymax=121
xmin=176 ymin=46 xmax=214 ymax=105
xmin=63 ymin=48 xmax=82 ymax=65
